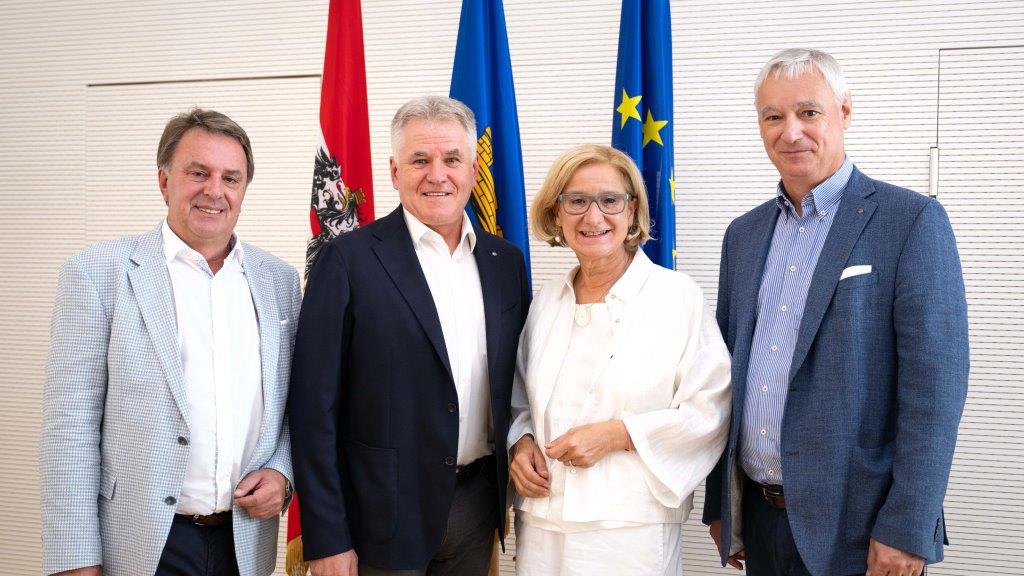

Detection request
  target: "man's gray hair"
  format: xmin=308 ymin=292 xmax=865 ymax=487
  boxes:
xmin=157 ymin=108 xmax=254 ymax=183
xmin=755 ymin=48 xmax=848 ymax=105
xmin=390 ymin=95 xmax=477 ymax=157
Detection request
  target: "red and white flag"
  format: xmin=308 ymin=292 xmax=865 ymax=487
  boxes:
xmin=304 ymin=0 xmax=374 ymax=278
xmin=289 ymin=1 xmax=373 ymax=573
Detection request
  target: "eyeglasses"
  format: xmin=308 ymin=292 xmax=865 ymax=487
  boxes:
xmin=556 ymin=193 xmax=634 ymax=215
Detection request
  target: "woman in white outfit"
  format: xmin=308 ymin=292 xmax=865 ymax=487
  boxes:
xmin=508 ymin=145 xmax=732 ymax=575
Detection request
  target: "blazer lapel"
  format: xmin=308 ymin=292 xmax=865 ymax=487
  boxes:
xmin=243 ymin=247 xmax=280 ymax=464
xmin=788 ymin=170 xmax=877 ymax=381
xmin=473 ymin=234 xmax=503 ymax=390
xmin=733 ymin=203 xmax=780 ymax=402
xmin=127 ymin=225 xmax=191 ymax=429
xmin=372 ymin=207 xmax=454 ymax=382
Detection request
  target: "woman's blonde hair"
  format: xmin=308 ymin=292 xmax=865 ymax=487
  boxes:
xmin=530 ymin=144 xmax=651 ymax=251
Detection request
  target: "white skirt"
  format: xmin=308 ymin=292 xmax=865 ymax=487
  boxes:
xmin=514 ymin=514 xmax=683 ymax=576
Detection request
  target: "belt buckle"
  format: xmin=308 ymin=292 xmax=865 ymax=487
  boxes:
xmin=191 ymin=514 xmax=210 ymax=527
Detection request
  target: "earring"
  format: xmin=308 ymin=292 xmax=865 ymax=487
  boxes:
xmin=554 ymin=226 xmax=565 ymax=247
xmin=625 ymin=225 xmax=640 ymax=242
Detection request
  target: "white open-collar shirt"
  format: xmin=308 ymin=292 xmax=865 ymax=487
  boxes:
xmin=162 ymin=221 xmax=263 ymax=515
xmin=403 ymin=209 xmax=491 ymax=465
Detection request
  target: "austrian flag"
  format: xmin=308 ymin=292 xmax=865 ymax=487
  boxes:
xmin=304 ymin=0 xmax=375 ymax=278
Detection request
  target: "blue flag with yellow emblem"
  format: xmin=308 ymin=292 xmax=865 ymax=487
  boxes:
xmin=450 ymin=0 xmax=531 ymax=284
xmin=612 ymin=0 xmax=675 ymax=269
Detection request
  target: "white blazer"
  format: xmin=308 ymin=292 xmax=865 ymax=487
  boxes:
xmin=508 ymin=250 xmax=731 ymax=524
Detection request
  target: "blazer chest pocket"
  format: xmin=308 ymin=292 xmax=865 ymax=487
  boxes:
xmin=343 ymin=437 xmax=398 ymax=543
xmin=833 ymin=272 xmax=879 ymax=314
xmin=99 ymin=470 xmax=117 ymax=501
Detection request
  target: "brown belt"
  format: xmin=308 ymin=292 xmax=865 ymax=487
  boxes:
xmin=174 ymin=511 xmax=232 ymax=527
xmin=754 ymin=483 xmax=786 ymax=509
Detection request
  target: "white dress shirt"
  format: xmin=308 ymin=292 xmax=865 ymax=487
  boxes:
xmin=162 ymin=221 xmax=263 ymax=514
xmin=403 ymin=210 xmax=491 ymax=465
xmin=509 ymin=250 xmax=732 ymax=525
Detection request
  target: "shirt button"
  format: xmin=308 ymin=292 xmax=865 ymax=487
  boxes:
xmin=762 ymin=386 xmax=768 ymax=392
xmin=569 ymin=467 xmax=577 ymax=475
xmin=447 ymin=402 xmax=457 ymax=413
xmin=799 ymin=227 xmax=806 ymax=233
xmin=771 ymin=345 xmax=778 ymax=352
xmin=444 ymin=456 xmax=456 ymax=467
xmin=768 ymin=469 xmax=775 ymax=476
xmin=164 ymin=496 xmax=177 ymax=506
xmin=760 ymin=429 xmax=767 ymax=436
xmin=789 ymin=265 xmax=796 ymax=272
xmin=177 ymin=436 xmax=189 ymax=446
xmin=780 ymin=305 xmax=788 ymax=312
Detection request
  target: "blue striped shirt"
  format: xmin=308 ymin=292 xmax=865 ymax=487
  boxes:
xmin=740 ymin=157 xmax=853 ymax=486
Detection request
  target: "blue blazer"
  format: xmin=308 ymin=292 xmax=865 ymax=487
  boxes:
xmin=703 ymin=167 xmax=969 ymax=575
xmin=289 ymin=206 xmax=530 ymax=570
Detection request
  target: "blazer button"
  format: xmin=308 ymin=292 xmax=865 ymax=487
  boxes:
xmin=444 ymin=456 xmax=456 ymax=467
xmin=447 ymin=402 xmax=457 ymax=413
xmin=177 ymin=436 xmax=189 ymax=446
xmin=164 ymin=496 xmax=177 ymax=506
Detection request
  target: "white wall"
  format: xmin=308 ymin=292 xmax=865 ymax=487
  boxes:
xmin=1 ymin=1 xmax=1021 ymax=574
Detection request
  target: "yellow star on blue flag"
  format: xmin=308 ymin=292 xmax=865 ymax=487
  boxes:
xmin=610 ymin=0 xmax=676 ymax=269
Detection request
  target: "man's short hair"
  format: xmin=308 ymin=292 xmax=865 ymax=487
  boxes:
xmin=755 ymin=48 xmax=849 ymax=105
xmin=390 ymin=96 xmax=477 ymax=158
xmin=157 ymin=108 xmax=255 ymax=184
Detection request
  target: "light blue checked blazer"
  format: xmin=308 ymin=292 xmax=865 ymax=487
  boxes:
xmin=39 ymin=224 xmax=301 ymax=576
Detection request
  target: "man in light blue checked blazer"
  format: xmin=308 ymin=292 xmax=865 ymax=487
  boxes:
xmin=40 ymin=109 xmax=301 ymax=576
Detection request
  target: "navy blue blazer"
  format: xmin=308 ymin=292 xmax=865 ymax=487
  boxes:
xmin=703 ymin=167 xmax=969 ymax=574
xmin=289 ymin=206 xmax=530 ymax=570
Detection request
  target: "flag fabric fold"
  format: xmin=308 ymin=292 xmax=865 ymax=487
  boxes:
xmin=289 ymin=0 xmax=374 ymax=573
xmin=450 ymin=0 xmax=531 ymax=283
xmin=611 ymin=0 xmax=676 ymax=269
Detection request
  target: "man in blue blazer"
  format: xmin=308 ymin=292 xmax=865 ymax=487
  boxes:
xmin=703 ymin=49 xmax=969 ymax=576
xmin=289 ymin=96 xmax=530 ymax=576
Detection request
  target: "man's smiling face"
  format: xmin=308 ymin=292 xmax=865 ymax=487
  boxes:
xmin=159 ymin=128 xmax=247 ymax=254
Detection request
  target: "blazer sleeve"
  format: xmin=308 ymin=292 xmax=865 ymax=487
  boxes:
xmin=870 ymin=199 xmax=969 ymax=559
xmin=622 ymin=290 xmax=733 ymax=509
xmin=702 ymin=225 xmax=733 ymax=525
xmin=264 ymin=268 xmax=303 ymax=488
xmin=506 ymin=252 xmax=535 ymax=452
xmin=288 ymin=240 xmax=355 ymax=559
xmin=506 ymin=317 xmax=534 ymax=451
xmin=39 ymin=257 xmax=108 ymax=574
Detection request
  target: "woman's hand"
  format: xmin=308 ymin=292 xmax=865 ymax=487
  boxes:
xmin=510 ymin=434 xmax=550 ymax=497
xmin=545 ymin=420 xmax=631 ymax=468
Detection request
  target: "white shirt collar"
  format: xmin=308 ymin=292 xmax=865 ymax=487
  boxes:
xmin=561 ymin=249 xmax=655 ymax=304
xmin=161 ymin=220 xmax=244 ymax=268
xmin=402 ymin=209 xmax=477 ymax=255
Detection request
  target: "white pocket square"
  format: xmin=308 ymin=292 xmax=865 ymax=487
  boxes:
xmin=840 ymin=264 xmax=872 ymax=280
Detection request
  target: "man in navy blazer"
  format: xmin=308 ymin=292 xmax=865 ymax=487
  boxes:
xmin=703 ymin=49 xmax=969 ymax=576
xmin=289 ymin=96 xmax=530 ymax=576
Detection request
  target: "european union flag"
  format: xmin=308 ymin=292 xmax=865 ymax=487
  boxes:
xmin=611 ymin=0 xmax=676 ymax=269
xmin=450 ymin=0 xmax=531 ymax=284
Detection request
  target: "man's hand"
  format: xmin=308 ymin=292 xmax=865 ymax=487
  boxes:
xmin=53 ymin=567 xmax=101 ymax=576
xmin=309 ymin=550 xmax=358 ymax=576
xmin=545 ymin=420 xmax=630 ymax=468
xmin=509 ymin=434 xmax=550 ymax=498
xmin=234 ymin=468 xmax=288 ymax=519
xmin=866 ymin=538 xmax=924 ymax=576
xmin=709 ymin=520 xmax=745 ymax=570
